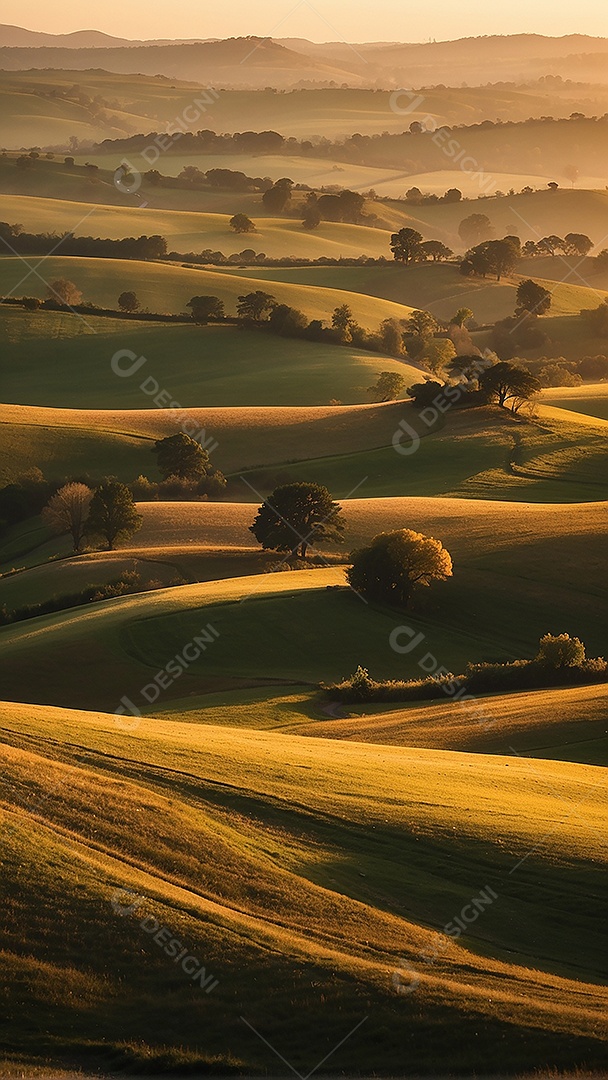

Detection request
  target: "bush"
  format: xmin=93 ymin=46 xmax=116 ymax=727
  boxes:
xmin=536 ymin=632 xmax=586 ymax=667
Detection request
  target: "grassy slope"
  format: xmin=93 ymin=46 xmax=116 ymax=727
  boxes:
xmin=0 ymin=495 xmax=605 ymax=709
xmin=0 ymin=256 xmax=415 ymax=325
xmin=0 ymin=309 xmax=418 ymax=414
xmin=296 ymin=684 xmax=608 ymax=766
xmin=0 ymin=396 xmax=424 ymax=484
xmin=233 ymin=406 xmax=608 ymax=504
xmin=0 ymin=193 xmax=395 ymax=259
xmin=153 ymin=683 xmax=608 ymax=766
xmin=215 ymin=260 xmax=608 ymax=322
xmin=3 ymin=156 xmax=608 ymax=249
xmin=0 ymin=698 xmax=607 ymax=1074
xmin=541 ymin=383 xmax=608 ymax=421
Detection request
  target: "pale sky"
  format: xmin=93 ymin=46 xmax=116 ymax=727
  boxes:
xmin=6 ymin=0 xmax=608 ymax=43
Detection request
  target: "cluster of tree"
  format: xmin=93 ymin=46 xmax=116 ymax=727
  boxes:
xmin=176 ymin=251 xmax=392 ymax=267
xmin=1 ymin=436 xmax=225 ymax=547
xmin=390 ymin=228 xmax=453 ymax=265
xmin=460 ymin=236 xmax=520 ymax=281
xmin=515 ymin=353 xmax=608 ymax=387
xmin=185 ymin=289 xmax=412 ymax=372
xmin=0 ymin=222 xmax=167 ymax=261
xmin=301 ymin=190 xmax=366 ymax=228
xmin=404 ymin=186 xmax=462 ymax=205
xmin=42 ymin=479 xmax=142 ymax=552
xmin=521 ymin=233 xmax=594 ymax=257
xmin=172 ymin=165 xmax=272 ymax=192
xmin=97 ymin=129 xmax=292 ymax=157
xmin=94 ymin=116 xmax=608 ymax=178
xmin=131 ymin=434 xmax=226 ymax=501
xmin=408 ymin=358 xmax=542 ymax=414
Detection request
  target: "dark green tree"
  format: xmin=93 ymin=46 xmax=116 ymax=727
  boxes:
xmin=229 ymin=213 xmax=255 ymax=233
xmin=236 ymin=291 xmax=277 ymax=321
xmin=390 ymin=227 xmax=424 ymax=265
xmin=117 ymin=290 xmax=139 ymax=312
xmin=480 ymin=362 xmax=541 ymax=411
xmin=516 ymin=279 xmax=552 ymax=315
xmin=187 ymin=295 xmax=225 ymax=324
xmin=85 ymin=479 xmax=142 ymax=551
xmin=153 ymin=433 xmax=210 ymax=481
xmin=347 ymin=529 xmax=453 ymax=608
xmin=250 ymin=482 xmax=345 ymax=559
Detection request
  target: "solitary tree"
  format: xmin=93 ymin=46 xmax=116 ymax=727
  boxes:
xmin=347 ymin=529 xmax=453 ymax=608
xmin=41 ymin=482 xmax=93 ymax=553
xmin=390 ymin=227 xmax=424 ymax=265
xmin=458 ymin=213 xmax=493 ymax=247
xmin=117 ymin=290 xmax=139 ymax=312
xmin=187 ymin=295 xmax=225 ymax=323
xmin=85 ymin=479 xmax=142 ymax=551
xmin=48 ymin=279 xmax=82 ymax=306
xmin=368 ymin=371 xmax=405 ymax=401
xmin=153 ymin=433 xmax=210 ymax=481
xmin=331 ymin=303 xmax=355 ymax=341
xmin=516 ymin=279 xmax=552 ymax=315
xmin=236 ymin=291 xmax=276 ymax=321
xmin=480 ymin=362 xmax=541 ymax=412
xmin=229 ymin=213 xmax=255 ymax=234
xmin=250 ymin=482 xmax=345 ymax=559
xmin=485 ymin=238 xmax=519 ymax=281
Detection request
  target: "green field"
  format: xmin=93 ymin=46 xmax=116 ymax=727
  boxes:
xmin=1 ymin=80 xmax=608 ymax=1078
xmin=1 ymin=487 xmax=605 ymax=709
xmin=0 ymin=257 xmax=415 ymax=325
xmin=541 ymin=383 xmax=608 ymax=421
xmin=2 ymin=693 xmax=606 ymax=1075
xmin=216 ymin=260 xmax=608 ymax=322
xmin=0 ymin=308 xmax=418 ymax=412
xmin=0 ymin=193 xmax=396 ymax=259
xmin=155 ymin=682 xmax=608 ymax=766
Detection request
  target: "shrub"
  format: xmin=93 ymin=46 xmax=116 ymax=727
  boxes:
xmin=536 ymin=632 xmax=586 ymax=668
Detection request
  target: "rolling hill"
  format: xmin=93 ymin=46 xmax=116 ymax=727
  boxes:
xmin=0 ymin=258 xmax=415 ymax=327
xmin=1 ymin=490 xmax=605 ymax=711
xmin=2 ymin=696 xmax=606 ymax=1074
xmin=0 ymin=193 xmax=397 ymax=260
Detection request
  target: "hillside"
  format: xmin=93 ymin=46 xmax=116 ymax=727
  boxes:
xmin=2 ymin=697 xmax=606 ymax=1074
xmin=1 ymin=491 xmax=605 ymax=711
xmin=0 ymin=310 xmax=419 ymax=413
xmin=0 ymin=258 xmax=415 ymax=328
xmin=0 ymin=193 xmax=395 ymax=259
xmin=295 ymin=684 xmax=608 ymax=765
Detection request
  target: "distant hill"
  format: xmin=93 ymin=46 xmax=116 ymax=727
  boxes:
xmin=1 ymin=30 xmax=608 ymax=87
xmin=0 ymin=23 xmax=212 ymax=48
xmin=0 ymin=37 xmax=359 ymax=89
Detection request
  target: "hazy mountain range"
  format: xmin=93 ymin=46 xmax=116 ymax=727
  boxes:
xmin=1 ymin=26 xmax=608 ymax=88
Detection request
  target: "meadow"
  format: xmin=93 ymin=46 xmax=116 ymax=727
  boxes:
xmin=2 ymin=696 xmax=606 ymax=1075
xmin=1 ymin=50 xmax=607 ymax=1079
